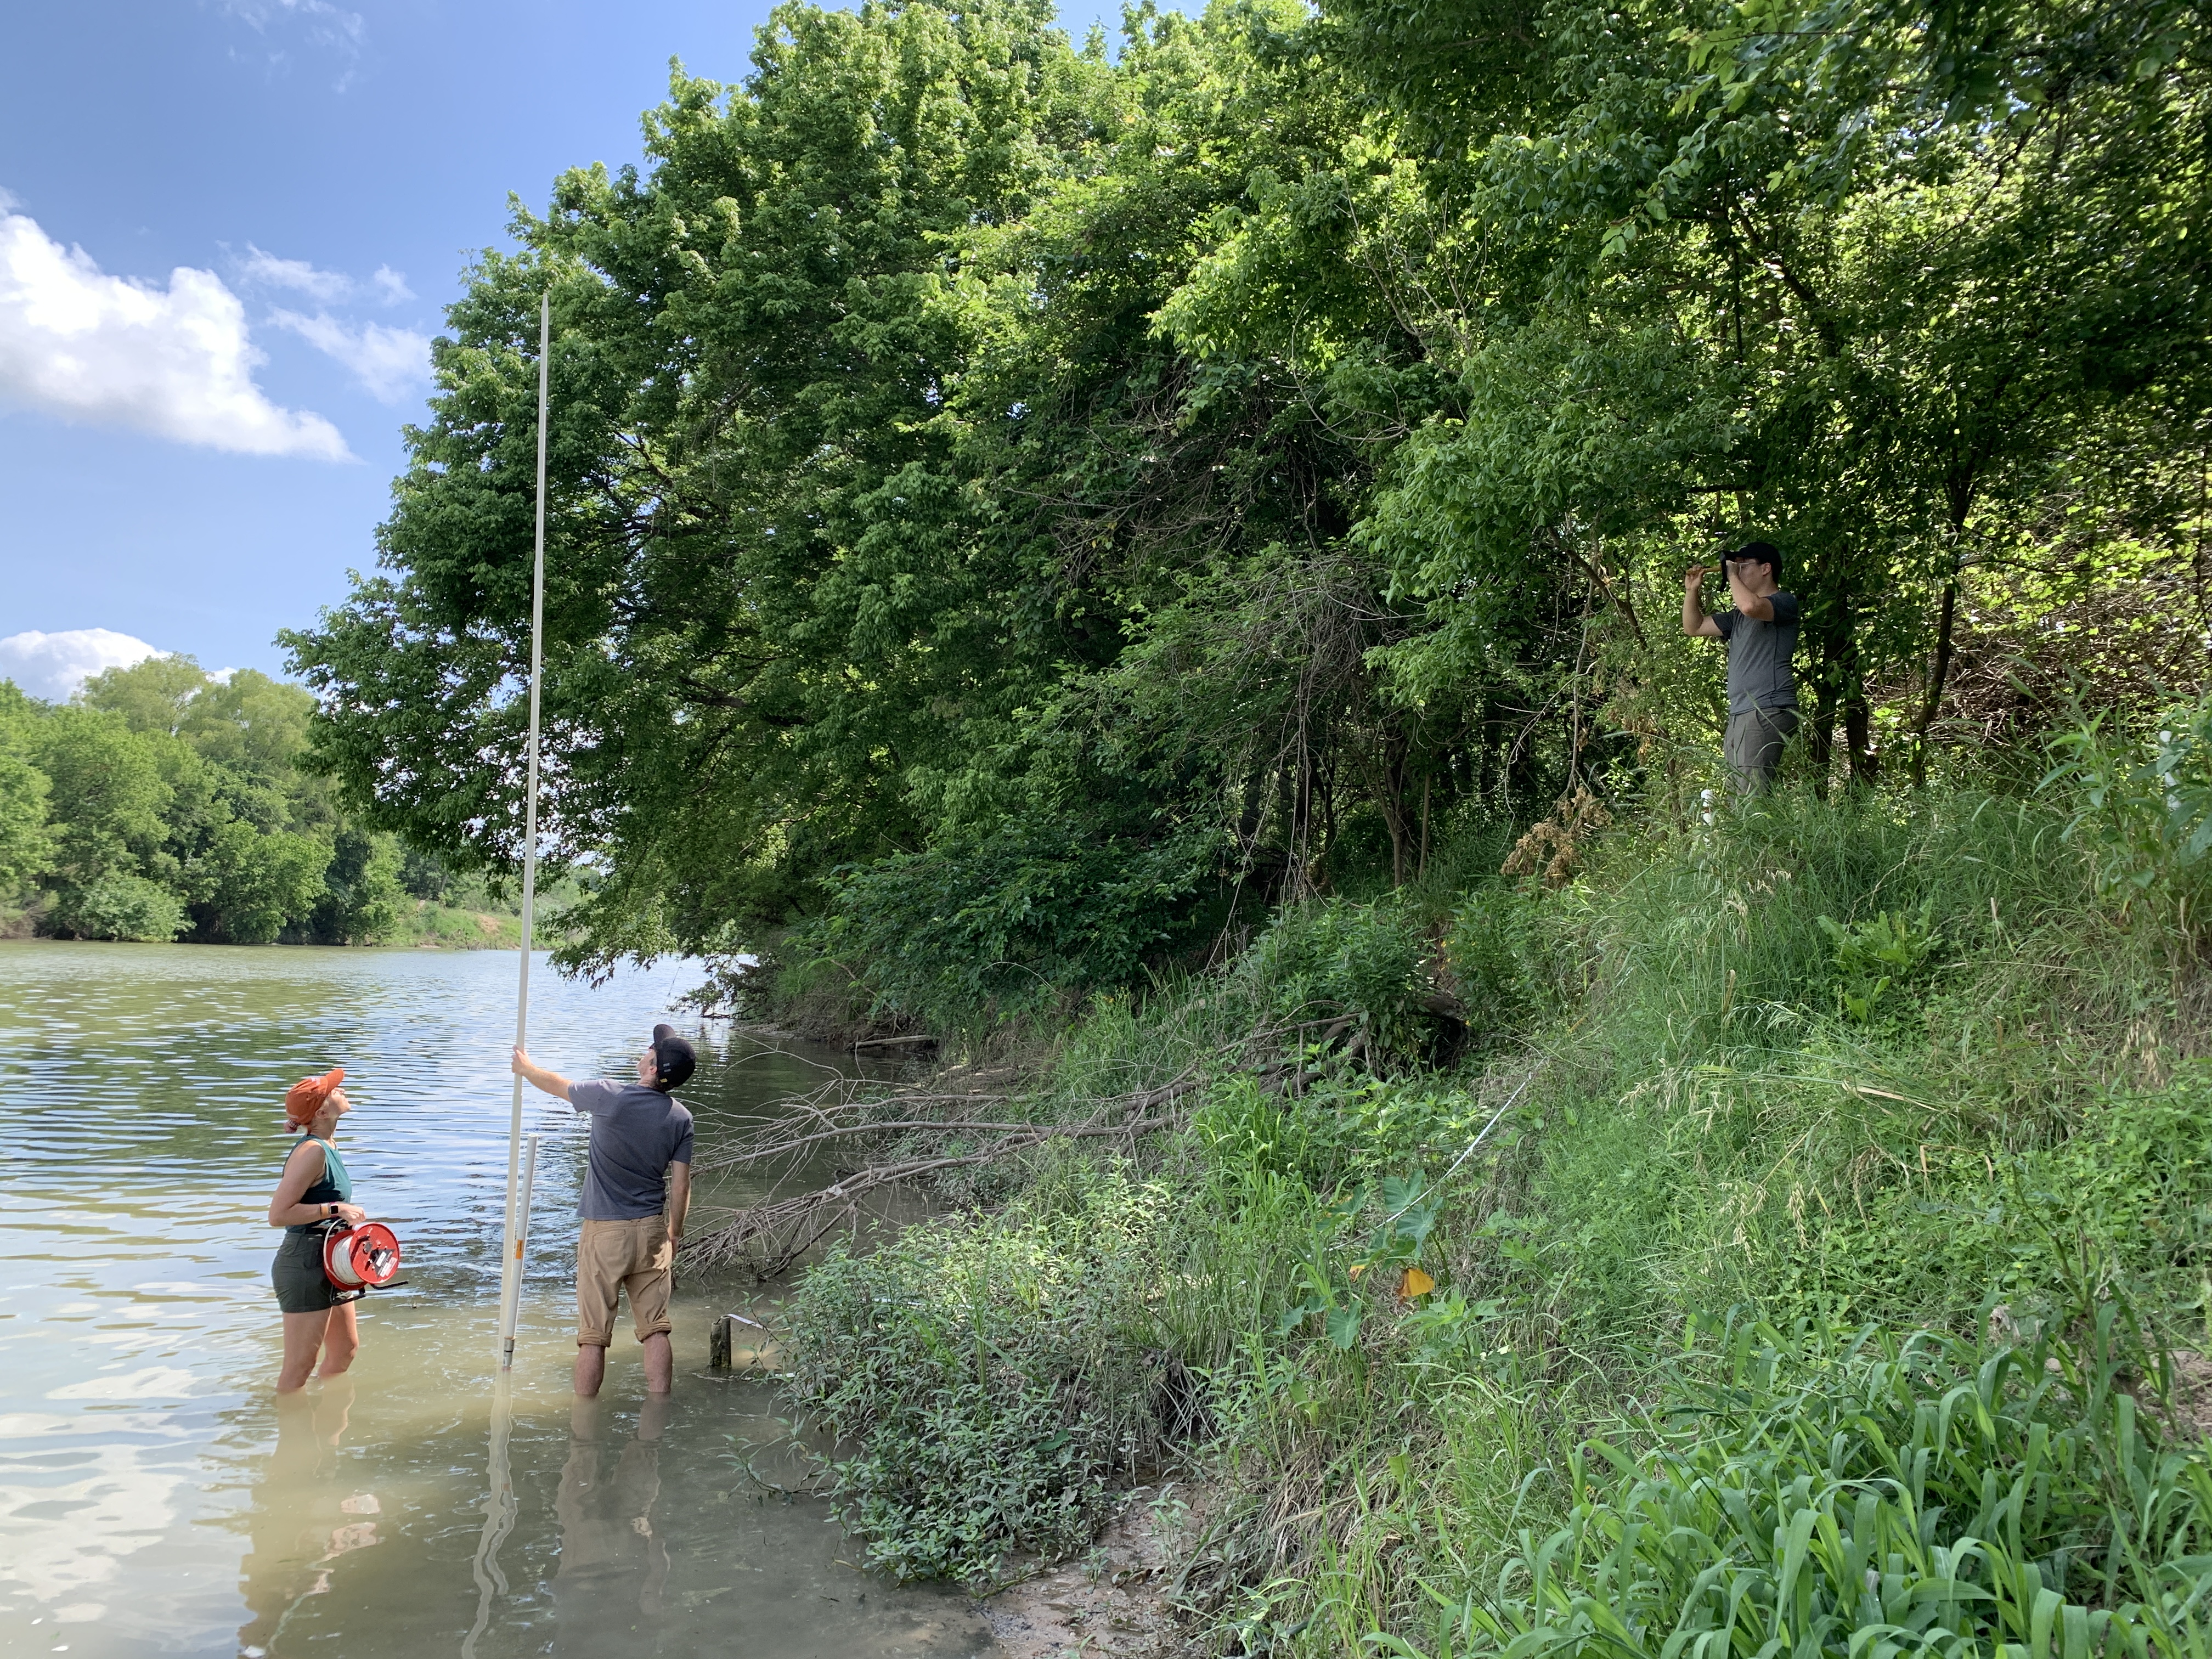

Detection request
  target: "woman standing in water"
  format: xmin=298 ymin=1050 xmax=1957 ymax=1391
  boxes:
xmin=267 ymin=1067 xmax=370 ymax=1392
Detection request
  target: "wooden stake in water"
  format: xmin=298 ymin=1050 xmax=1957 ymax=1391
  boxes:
xmin=496 ymin=291 xmax=552 ymax=1373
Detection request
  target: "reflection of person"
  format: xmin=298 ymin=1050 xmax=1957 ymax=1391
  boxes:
xmin=266 ymin=1068 xmax=371 ymax=1393
xmin=1683 ymin=541 xmax=1801 ymax=791
xmin=511 ymin=1025 xmax=696 ymax=1397
xmin=235 ymin=1378 xmax=381 ymax=1658
xmin=552 ymin=1395 xmax=672 ymax=1655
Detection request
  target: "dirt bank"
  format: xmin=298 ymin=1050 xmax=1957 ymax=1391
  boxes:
xmin=977 ymin=1483 xmax=1205 ymax=1659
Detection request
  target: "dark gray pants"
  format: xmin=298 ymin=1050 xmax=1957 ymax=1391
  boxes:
xmin=1725 ymin=705 xmax=1798 ymax=791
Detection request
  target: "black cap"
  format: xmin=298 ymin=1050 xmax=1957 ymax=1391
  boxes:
xmin=650 ymin=1023 xmax=696 ymax=1091
xmin=1729 ymin=540 xmax=1780 ymax=575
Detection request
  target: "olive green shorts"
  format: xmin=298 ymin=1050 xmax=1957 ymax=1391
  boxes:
xmin=1725 ymin=705 xmax=1798 ymax=792
xmin=272 ymin=1229 xmax=342 ymax=1314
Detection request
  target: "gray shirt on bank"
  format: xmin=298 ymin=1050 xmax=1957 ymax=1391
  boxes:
xmin=1713 ymin=591 xmax=1801 ymax=714
xmin=566 ymin=1080 xmax=695 ymax=1221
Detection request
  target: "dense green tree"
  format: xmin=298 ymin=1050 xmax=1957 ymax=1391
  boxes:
xmin=0 ymin=684 xmax=54 ymax=898
xmin=1 ymin=659 xmax=422 ymax=945
xmin=287 ymin=0 xmax=1138 ymax=970
xmin=31 ymin=708 xmax=174 ymax=899
xmin=0 ymin=751 xmax=52 ymax=896
xmin=309 ymin=827 xmax=403 ymax=944
xmin=47 ymin=874 xmax=188 ymax=943
xmin=185 ymin=820 xmax=333 ymax=946
xmin=1280 ymin=0 xmax=2212 ymax=782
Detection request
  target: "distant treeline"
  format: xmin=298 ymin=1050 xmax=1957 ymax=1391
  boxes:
xmin=0 ymin=657 xmax=505 ymax=945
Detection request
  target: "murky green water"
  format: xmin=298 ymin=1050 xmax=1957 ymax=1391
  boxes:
xmin=0 ymin=941 xmax=990 ymax=1658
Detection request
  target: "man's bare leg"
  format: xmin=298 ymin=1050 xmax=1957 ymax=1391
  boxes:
xmin=642 ymin=1332 xmax=673 ymax=1395
xmin=574 ymin=1343 xmax=607 ymax=1398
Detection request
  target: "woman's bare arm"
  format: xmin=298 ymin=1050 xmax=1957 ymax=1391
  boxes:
xmin=267 ymin=1141 xmax=366 ymax=1228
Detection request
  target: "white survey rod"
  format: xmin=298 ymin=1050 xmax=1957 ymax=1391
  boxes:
xmin=496 ymin=291 xmax=551 ymax=1371
xmin=496 ymin=1134 xmax=540 ymax=1369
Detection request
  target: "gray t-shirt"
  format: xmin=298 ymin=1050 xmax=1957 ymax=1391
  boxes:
xmin=1713 ymin=591 xmax=1800 ymax=713
xmin=567 ymin=1080 xmax=695 ymax=1221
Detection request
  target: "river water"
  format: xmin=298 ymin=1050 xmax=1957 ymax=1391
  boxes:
xmin=0 ymin=941 xmax=991 ymax=1659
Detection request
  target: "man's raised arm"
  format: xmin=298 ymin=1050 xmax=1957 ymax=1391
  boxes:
xmin=511 ymin=1047 xmax=574 ymax=1102
xmin=1683 ymin=566 xmax=1723 ymax=638
xmin=1725 ymin=558 xmax=1775 ymax=621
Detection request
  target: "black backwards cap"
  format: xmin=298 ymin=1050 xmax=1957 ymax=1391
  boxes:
xmin=650 ymin=1023 xmax=697 ymax=1091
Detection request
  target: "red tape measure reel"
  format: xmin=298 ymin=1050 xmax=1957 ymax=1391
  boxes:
xmin=323 ymin=1222 xmax=403 ymax=1291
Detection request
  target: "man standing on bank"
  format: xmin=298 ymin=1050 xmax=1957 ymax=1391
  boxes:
xmin=511 ymin=1025 xmax=696 ymax=1397
xmin=1684 ymin=540 xmax=1800 ymax=790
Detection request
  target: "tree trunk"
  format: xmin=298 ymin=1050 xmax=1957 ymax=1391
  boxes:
xmin=1807 ymin=656 xmax=1838 ymax=795
xmin=1838 ymin=586 xmax=1877 ymax=785
xmin=1417 ymin=774 xmax=1431 ymax=883
xmin=1909 ymin=565 xmax=1960 ymax=787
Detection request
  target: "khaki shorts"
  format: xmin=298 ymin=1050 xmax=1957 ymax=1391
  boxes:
xmin=576 ymin=1216 xmax=673 ymax=1348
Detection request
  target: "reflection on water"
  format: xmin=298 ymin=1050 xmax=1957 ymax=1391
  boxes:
xmin=237 ymin=1379 xmax=372 ymax=1657
xmin=0 ymin=941 xmax=989 ymax=1659
xmin=552 ymin=1394 xmax=673 ymax=1654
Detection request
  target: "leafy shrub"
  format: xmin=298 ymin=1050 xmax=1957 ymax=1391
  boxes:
xmin=781 ymin=1166 xmax=1172 ymax=1582
xmin=1392 ymin=1316 xmax=2212 ymax=1659
xmin=45 ymin=873 xmax=187 ymax=941
xmin=1238 ymin=898 xmax=1440 ymax=1063
xmin=2044 ymin=693 xmax=2212 ymax=927
xmin=797 ymin=822 xmax=1213 ymax=1030
xmin=1816 ymin=899 xmax=1942 ymax=1021
xmin=1444 ymin=882 xmax=1549 ymax=1039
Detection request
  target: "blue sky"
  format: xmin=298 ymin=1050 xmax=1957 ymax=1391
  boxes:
xmin=0 ymin=0 xmax=1113 ymax=698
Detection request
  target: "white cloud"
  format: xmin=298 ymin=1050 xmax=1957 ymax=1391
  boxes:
xmin=270 ymin=309 xmax=429 ymax=403
xmin=240 ymin=242 xmax=352 ymax=302
xmin=220 ymin=0 xmax=366 ymax=55
xmin=239 ymin=245 xmax=412 ymax=306
xmin=0 ymin=630 xmax=163 ymax=701
xmin=0 ymin=211 xmax=349 ymax=459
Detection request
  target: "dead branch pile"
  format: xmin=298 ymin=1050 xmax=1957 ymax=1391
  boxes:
xmin=678 ymin=1020 xmax=1369 ymax=1279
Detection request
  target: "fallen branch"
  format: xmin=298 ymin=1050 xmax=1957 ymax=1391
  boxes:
xmin=679 ymin=1022 xmax=1364 ymax=1278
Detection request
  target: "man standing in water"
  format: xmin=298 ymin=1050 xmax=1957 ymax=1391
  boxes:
xmin=512 ymin=1025 xmax=696 ymax=1396
xmin=1683 ymin=541 xmax=1800 ymax=791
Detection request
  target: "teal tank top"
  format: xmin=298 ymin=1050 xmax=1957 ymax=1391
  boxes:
xmin=286 ymin=1136 xmax=353 ymax=1234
